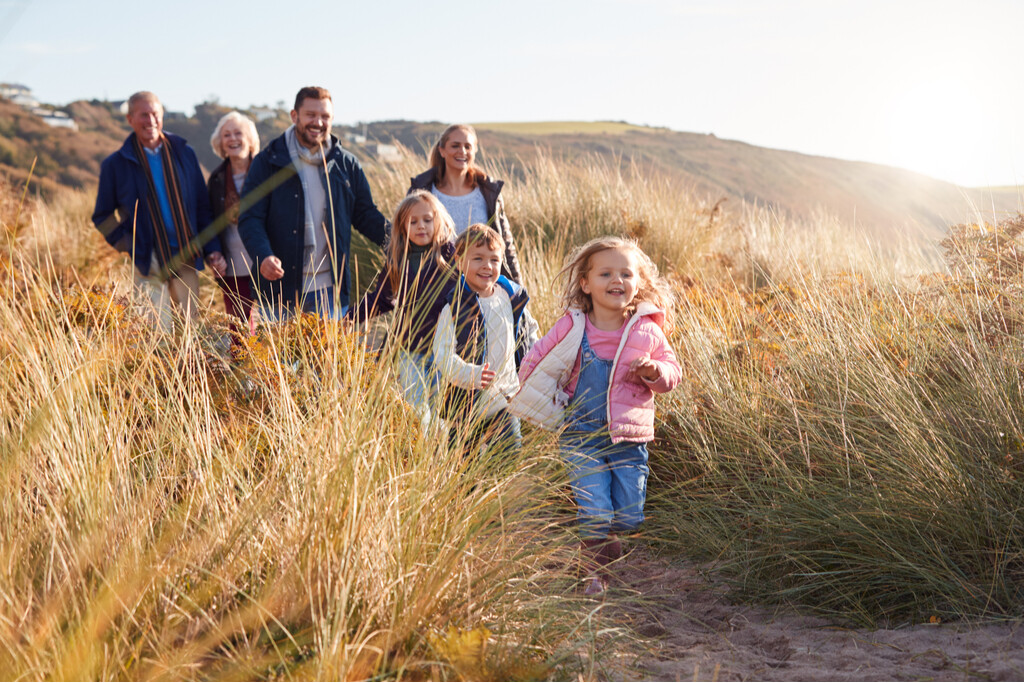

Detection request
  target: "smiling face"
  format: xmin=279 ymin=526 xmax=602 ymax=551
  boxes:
xmin=406 ymin=200 xmax=436 ymax=247
xmin=127 ymin=97 xmax=164 ymax=150
xmin=580 ymin=247 xmax=639 ymax=321
xmin=290 ymin=96 xmax=333 ymax=150
xmin=219 ymin=120 xmax=251 ymax=161
xmin=462 ymin=243 xmax=502 ymax=296
xmin=439 ymin=128 xmax=476 ymax=176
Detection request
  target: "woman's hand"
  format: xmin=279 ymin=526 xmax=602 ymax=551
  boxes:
xmin=206 ymin=251 xmax=227 ymax=278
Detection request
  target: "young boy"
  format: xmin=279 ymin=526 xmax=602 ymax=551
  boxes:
xmin=432 ymin=224 xmax=539 ymax=456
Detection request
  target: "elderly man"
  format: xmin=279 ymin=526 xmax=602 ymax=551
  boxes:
xmin=93 ymin=91 xmax=226 ymax=327
xmin=238 ymin=86 xmax=388 ymax=319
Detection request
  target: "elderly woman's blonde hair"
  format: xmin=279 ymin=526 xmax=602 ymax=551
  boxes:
xmin=209 ymin=111 xmax=260 ymax=159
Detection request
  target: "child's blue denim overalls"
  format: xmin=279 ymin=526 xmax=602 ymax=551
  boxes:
xmin=560 ymin=328 xmax=649 ymax=539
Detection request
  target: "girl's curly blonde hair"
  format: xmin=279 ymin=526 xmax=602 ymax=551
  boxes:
xmin=557 ymin=236 xmax=675 ymax=332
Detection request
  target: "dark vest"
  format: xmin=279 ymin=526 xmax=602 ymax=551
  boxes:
xmin=440 ymin=275 xmax=530 ymax=420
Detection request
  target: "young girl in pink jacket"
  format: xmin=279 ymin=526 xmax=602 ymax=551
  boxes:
xmin=510 ymin=236 xmax=682 ymax=595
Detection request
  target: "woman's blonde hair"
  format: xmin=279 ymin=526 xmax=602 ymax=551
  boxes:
xmin=429 ymin=124 xmax=487 ymax=187
xmin=209 ymin=111 xmax=260 ymax=159
xmin=387 ymin=191 xmax=456 ymax=293
xmin=557 ymin=236 xmax=675 ymax=332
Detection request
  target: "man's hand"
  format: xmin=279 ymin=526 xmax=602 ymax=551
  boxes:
xmin=206 ymin=251 xmax=227 ymax=278
xmin=259 ymin=255 xmax=285 ymax=281
xmin=627 ymin=357 xmax=661 ymax=383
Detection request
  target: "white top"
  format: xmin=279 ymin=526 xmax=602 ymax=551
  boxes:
xmin=432 ymin=287 xmax=539 ymax=418
xmin=222 ymin=172 xmax=253 ymax=278
xmin=432 ymin=185 xmax=489 ymax=235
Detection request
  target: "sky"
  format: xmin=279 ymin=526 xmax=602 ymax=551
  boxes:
xmin=1 ymin=0 xmax=1022 ymax=188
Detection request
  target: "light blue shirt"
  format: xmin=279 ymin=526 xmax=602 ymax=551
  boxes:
xmin=145 ymin=146 xmax=178 ymax=249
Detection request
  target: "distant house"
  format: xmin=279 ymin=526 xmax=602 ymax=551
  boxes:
xmin=344 ymin=131 xmax=367 ymax=145
xmin=2 ymin=83 xmax=77 ymax=128
xmin=365 ymin=143 xmax=402 ymax=162
xmin=0 ymin=83 xmax=31 ymax=100
xmin=249 ymin=106 xmax=277 ymax=123
xmin=42 ymin=111 xmax=78 ymax=130
xmin=4 ymin=83 xmax=40 ymax=109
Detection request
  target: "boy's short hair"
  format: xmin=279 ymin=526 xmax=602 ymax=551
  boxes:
xmin=455 ymin=223 xmax=505 ymax=261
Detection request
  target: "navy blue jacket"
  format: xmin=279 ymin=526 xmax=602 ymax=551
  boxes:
xmin=348 ymin=241 xmax=456 ymax=354
xmin=92 ymin=132 xmax=219 ymax=275
xmin=238 ymin=133 xmax=389 ymax=309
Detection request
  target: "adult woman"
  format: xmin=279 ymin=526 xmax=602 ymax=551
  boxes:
xmin=208 ymin=111 xmax=259 ymax=337
xmin=408 ymin=124 xmax=523 ymax=282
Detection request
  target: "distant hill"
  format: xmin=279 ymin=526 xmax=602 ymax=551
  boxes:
xmin=2 ymin=98 xmax=1019 ymax=239
xmin=0 ymin=98 xmax=129 ymax=194
xmin=348 ymin=119 xmax=1023 ymax=240
xmin=0 ymin=98 xmax=292 ymax=196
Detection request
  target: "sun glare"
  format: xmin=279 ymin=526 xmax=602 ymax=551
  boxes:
xmin=886 ymin=79 xmax=1004 ymax=187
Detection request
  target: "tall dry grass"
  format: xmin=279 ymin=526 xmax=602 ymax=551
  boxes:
xmin=376 ymin=145 xmax=1024 ymax=628
xmin=0 ymin=177 xmax=626 ymax=680
xmin=2 ymin=138 xmax=1023 ymax=682
xmin=654 ymin=215 xmax=1024 ymax=625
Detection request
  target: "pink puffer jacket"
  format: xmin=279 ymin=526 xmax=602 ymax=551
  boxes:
xmin=509 ymin=303 xmax=682 ymax=443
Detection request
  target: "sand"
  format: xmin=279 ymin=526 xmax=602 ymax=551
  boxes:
xmin=603 ymin=547 xmax=1024 ymax=681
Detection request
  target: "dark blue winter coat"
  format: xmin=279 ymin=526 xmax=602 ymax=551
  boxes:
xmin=92 ymin=132 xmax=219 ymax=275
xmin=237 ymin=133 xmax=389 ymax=310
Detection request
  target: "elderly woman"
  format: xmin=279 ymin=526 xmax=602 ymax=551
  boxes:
xmin=207 ymin=111 xmax=259 ymax=338
xmin=408 ymin=124 xmax=522 ymax=282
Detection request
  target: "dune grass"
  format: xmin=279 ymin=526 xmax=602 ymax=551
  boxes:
xmin=1 ymin=143 xmax=1023 ymax=679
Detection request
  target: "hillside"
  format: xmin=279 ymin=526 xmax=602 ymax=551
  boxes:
xmin=2 ymin=98 xmax=1019 ymax=239
xmin=0 ymin=98 xmax=128 ymax=194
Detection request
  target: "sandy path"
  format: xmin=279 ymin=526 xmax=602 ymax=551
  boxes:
xmin=607 ymin=548 xmax=1024 ymax=681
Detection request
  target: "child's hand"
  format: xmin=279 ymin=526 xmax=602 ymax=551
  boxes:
xmin=627 ymin=357 xmax=661 ymax=383
xmin=479 ymin=363 xmax=496 ymax=389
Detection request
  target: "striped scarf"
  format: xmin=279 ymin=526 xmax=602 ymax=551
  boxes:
xmin=132 ymin=134 xmax=201 ymax=278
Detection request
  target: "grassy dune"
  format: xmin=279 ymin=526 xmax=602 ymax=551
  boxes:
xmin=1 ymin=147 xmax=1023 ymax=679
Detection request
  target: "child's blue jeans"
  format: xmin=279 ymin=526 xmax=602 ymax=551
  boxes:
xmin=562 ymin=433 xmax=649 ymax=539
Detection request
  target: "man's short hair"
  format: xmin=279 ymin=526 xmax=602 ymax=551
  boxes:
xmin=455 ymin=223 xmax=505 ymax=261
xmin=127 ymin=91 xmax=162 ymax=116
xmin=294 ymin=86 xmax=332 ymax=111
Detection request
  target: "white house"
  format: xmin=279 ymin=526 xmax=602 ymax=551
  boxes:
xmin=366 ymin=143 xmax=402 ymax=163
xmin=42 ymin=111 xmax=78 ymax=130
xmin=249 ymin=106 xmax=277 ymax=123
xmin=0 ymin=83 xmax=30 ymax=99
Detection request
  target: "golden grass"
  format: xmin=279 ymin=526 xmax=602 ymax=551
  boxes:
xmin=2 ymin=139 xmax=1024 ymax=681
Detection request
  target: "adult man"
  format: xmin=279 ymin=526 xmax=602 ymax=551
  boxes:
xmin=93 ymin=91 xmax=226 ymax=327
xmin=238 ymin=86 xmax=389 ymax=319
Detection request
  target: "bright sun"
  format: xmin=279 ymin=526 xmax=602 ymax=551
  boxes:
xmin=886 ymin=79 xmax=1003 ymax=187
